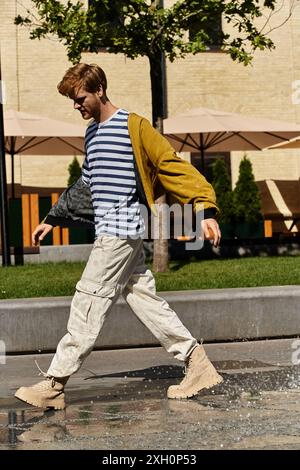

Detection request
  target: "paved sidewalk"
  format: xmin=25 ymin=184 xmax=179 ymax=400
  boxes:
xmin=0 ymin=338 xmax=300 ymax=450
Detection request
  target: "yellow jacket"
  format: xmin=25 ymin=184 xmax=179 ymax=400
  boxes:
xmin=128 ymin=113 xmax=219 ymax=216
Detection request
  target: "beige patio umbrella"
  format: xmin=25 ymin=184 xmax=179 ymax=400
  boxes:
xmin=266 ymin=135 xmax=300 ymax=150
xmin=4 ymin=110 xmax=85 ymax=197
xmin=163 ymin=107 xmax=300 ymax=173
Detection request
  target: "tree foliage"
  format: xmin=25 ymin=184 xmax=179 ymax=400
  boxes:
xmin=68 ymin=156 xmax=81 ymax=186
xmin=233 ymin=155 xmax=262 ymax=223
xmin=16 ymin=0 xmax=278 ymax=65
xmin=211 ymin=158 xmax=233 ymax=224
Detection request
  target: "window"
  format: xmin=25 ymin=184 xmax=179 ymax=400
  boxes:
xmin=87 ymin=1 xmax=124 ymax=49
xmin=88 ymin=0 xmax=124 ymax=26
xmin=189 ymin=14 xmax=223 ymax=51
xmin=191 ymin=152 xmax=231 ymax=183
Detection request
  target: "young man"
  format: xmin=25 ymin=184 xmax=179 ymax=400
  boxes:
xmin=15 ymin=63 xmax=223 ymax=410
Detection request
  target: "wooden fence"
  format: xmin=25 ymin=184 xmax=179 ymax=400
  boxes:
xmin=21 ymin=193 xmax=69 ymax=247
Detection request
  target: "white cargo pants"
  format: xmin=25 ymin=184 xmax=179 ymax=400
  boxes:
xmin=47 ymin=235 xmax=197 ymax=378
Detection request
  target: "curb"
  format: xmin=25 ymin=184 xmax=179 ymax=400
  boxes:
xmin=1 ymin=285 xmax=300 ymax=353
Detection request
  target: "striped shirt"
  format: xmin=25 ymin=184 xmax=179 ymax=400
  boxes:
xmin=81 ymin=109 xmax=145 ymax=238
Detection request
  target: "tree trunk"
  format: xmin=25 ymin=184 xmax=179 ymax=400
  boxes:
xmin=152 ymin=194 xmax=168 ymax=273
xmin=149 ymin=54 xmax=168 ymax=273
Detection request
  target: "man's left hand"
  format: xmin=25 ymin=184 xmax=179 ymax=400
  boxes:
xmin=201 ymin=218 xmax=221 ymax=247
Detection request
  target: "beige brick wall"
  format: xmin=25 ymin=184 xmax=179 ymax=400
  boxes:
xmin=1 ymin=0 xmax=151 ymax=188
xmin=1 ymin=0 xmax=300 ymax=189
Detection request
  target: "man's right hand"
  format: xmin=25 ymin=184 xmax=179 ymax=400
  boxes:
xmin=32 ymin=223 xmax=53 ymax=246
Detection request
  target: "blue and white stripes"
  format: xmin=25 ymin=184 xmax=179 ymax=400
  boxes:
xmin=82 ymin=109 xmax=145 ymax=238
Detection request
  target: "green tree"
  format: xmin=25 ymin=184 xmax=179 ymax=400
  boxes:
xmin=68 ymin=156 xmax=81 ymax=186
xmin=233 ymin=155 xmax=262 ymax=223
xmin=211 ymin=158 xmax=233 ymax=225
xmin=15 ymin=0 xmax=290 ymax=270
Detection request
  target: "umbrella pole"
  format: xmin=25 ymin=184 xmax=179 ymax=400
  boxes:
xmin=10 ymin=143 xmax=15 ymax=199
xmin=200 ymin=133 xmax=205 ymax=175
xmin=0 ymin=58 xmax=11 ymax=266
xmin=11 ymin=153 xmax=14 ymax=199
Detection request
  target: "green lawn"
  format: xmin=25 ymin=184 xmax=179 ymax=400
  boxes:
xmin=0 ymin=256 xmax=300 ymax=300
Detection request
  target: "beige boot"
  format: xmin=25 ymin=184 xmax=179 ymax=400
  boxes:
xmin=167 ymin=344 xmax=223 ymax=399
xmin=15 ymin=376 xmax=68 ymax=410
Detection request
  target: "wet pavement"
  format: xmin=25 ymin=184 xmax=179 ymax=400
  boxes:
xmin=1 ymin=339 xmax=300 ymax=450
